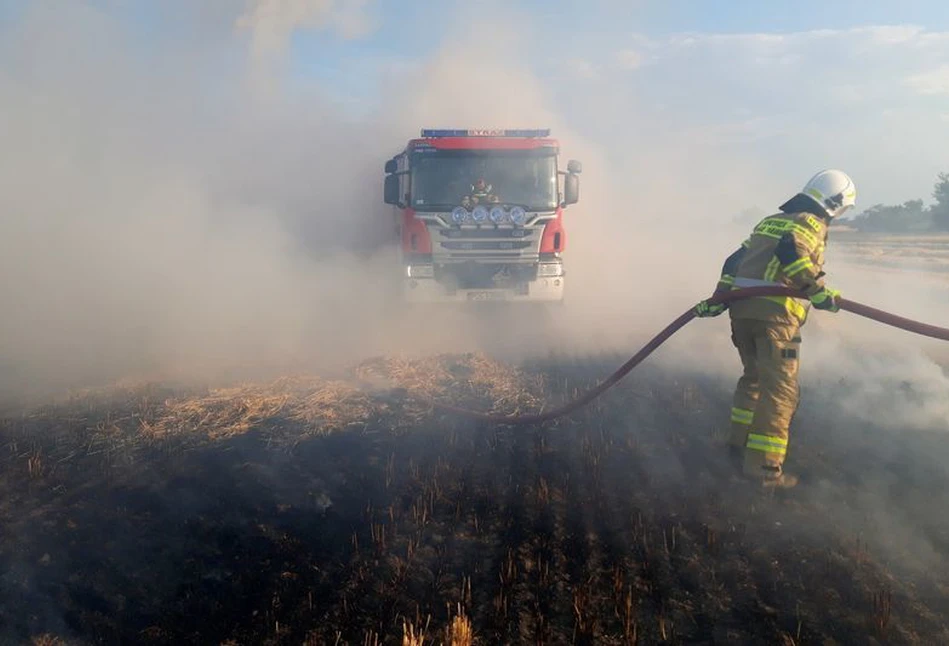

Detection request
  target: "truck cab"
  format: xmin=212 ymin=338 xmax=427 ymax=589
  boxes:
xmin=383 ymin=128 xmax=581 ymax=304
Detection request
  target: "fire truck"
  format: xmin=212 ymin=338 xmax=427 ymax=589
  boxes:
xmin=383 ymin=128 xmax=581 ymax=304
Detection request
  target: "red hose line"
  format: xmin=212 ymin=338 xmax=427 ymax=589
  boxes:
xmin=424 ymin=286 xmax=949 ymax=425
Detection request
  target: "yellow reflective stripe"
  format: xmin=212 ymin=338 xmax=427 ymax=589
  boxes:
xmin=789 ymin=298 xmax=808 ymax=320
xmin=784 ymin=257 xmax=814 ymax=277
xmin=746 ymin=433 xmax=788 ymax=455
xmin=804 ymin=214 xmax=823 ymax=232
xmin=753 ymin=217 xmax=797 ymax=236
xmin=763 ymin=295 xmax=808 ymax=321
xmin=731 ymin=407 xmax=754 ymax=425
xmin=752 ymin=223 xmax=784 ymax=240
xmin=752 ymin=217 xmax=820 ymax=248
xmin=747 ymin=433 xmax=787 ymax=447
xmin=764 ymin=257 xmax=780 ymax=281
xmin=746 ymin=441 xmax=787 ymax=455
xmin=731 ymin=283 xmax=808 ymax=321
xmin=719 ymin=274 xmax=735 ymax=285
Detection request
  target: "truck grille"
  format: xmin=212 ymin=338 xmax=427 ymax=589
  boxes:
xmin=434 ymin=225 xmax=540 ymax=258
xmin=440 ymin=241 xmax=533 ymax=251
xmin=438 ymin=228 xmax=534 ymax=239
xmin=435 ymin=262 xmax=538 ymax=290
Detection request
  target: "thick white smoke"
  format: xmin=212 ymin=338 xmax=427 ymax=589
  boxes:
xmin=1 ymin=0 xmax=947 ymax=428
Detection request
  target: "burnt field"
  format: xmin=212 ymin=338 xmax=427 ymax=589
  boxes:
xmin=3 ymin=353 xmax=949 ymax=645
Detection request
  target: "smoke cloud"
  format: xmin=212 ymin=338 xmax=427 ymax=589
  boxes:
xmin=1 ymin=0 xmax=948 ymax=430
xmin=0 ymin=1 xmax=398 ymax=400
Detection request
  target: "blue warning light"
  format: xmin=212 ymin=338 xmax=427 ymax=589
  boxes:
xmin=420 ymin=128 xmax=551 ymax=138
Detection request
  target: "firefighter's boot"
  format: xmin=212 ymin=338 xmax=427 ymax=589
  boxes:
xmin=742 ymin=439 xmax=798 ymax=488
xmin=762 ymin=468 xmax=799 ymax=489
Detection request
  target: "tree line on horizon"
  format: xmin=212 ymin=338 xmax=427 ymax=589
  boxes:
xmin=731 ymin=173 xmax=949 ymax=234
xmin=837 ymin=172 xmax=949 ymax=233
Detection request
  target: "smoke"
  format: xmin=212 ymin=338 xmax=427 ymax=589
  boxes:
xmin=237 ymin=0 xmax=377 ymax=50
xmin=0 ymin=1 xmax=592 ymax=400
xmin=235 ymin=0 xmax=378 ymax=95
xmin=1 ymin=0 xmax=948 ymax=428
xmin=0 ymin=1 xmax=404 ymax=400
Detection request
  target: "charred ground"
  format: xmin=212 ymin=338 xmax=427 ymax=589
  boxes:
xmin=2 ymin=353 xmax=949 ymax=645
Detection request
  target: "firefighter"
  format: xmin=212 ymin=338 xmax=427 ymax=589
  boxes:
xmin=468 ymin=178 xmax=499 ymax=205
xmin=694 ymin=169 xmax=856 ymax=488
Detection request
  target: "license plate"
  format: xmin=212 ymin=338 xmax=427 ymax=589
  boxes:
xmin=467 ymin=290 xmax=506 ymax=301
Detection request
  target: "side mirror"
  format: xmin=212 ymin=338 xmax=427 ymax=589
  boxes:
xmin=384 ymin=159 xmax=398 ymax=174
xmin=567 ymin=159 xmax=582 ymax=174
xmin=384 ymin=174 xmax=400 ymax=205
xmin=563 ymin=173 xmax=580 ymax=206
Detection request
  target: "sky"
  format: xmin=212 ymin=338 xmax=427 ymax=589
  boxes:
xmin=275 ymin=0 xmax=949 ymax=209
xmin=4 ymin=0 xmax=944 ymax=207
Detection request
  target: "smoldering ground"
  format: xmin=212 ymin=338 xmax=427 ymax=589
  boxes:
xmin=5 ymin=354 xmax=949 ymax=643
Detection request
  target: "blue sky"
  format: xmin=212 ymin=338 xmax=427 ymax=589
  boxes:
xmin=630 ymin=0 xmax=949 ymax=34
xmin=3 ymin=0 xmax=948 ymax=209
xmin=266 ymin=1 xmax=949 ymax=209
xmin=281 ymin=0 xmax=949 ymax=69
xmin=278 ymin=1 xmax=949 ymax=111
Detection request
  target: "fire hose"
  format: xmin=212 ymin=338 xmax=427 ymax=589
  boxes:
xmin=425 ymin=286 xmax=949 ymax=425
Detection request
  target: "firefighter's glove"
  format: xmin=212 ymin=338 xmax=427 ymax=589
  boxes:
xmin=810 ymin=286 xmax=841 ymax=312
xmin=694 ymin=299 xmax=726 ymax=318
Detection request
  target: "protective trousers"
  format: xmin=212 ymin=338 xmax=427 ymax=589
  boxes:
xmin=727 ymin=317 xmax=802 ymax=478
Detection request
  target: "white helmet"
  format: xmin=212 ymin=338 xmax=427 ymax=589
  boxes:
xmin=799 ymin=169 xmax=856 ymax=218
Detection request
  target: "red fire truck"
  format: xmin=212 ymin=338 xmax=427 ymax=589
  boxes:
xmin=383 ymin=129 xmax=581 ymax=304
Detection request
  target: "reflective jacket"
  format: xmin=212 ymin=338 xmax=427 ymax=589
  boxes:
xmin=471 ymin=183 xmax=494 ymax=202
xmin=715 ymin=209 xmax=830 ymax=325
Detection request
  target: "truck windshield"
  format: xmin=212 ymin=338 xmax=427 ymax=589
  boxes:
xmin=410 ymin=151 xmax=558 ymax=211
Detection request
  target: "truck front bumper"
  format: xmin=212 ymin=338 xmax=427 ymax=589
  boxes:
xmin=403 ymin=276 xmax=565 ymax=304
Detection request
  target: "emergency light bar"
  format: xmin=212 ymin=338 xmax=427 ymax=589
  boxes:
xmin=420 ymin=128 xmax=551 ymax=138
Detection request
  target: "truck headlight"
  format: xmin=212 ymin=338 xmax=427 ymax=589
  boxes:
xmin=406 ymin=264 xmax=434 ymax=278
xmin=451 ymin=206 xmax=469 ymax=224
xmin=489 ymin=206 xmax=507 ymax=224
xmin=537 ymin=262 xmax=563 ymax=277
xmin=472 ymin=205 xmax=489 ymax=223
xmin=509 ymin=206 xmax=527 ymax=226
